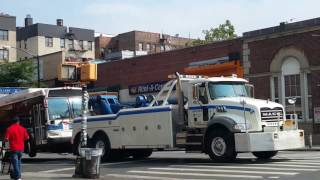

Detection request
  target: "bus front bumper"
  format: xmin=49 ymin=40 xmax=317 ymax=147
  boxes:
xmin=47 ymin=130 xmax=72 ymax=143
xmin=234 ymin=130 xmax=305 ymax=152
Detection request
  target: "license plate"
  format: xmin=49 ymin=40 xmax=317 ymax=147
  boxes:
xmin=266 ymin=122 xmax=279 ymax=126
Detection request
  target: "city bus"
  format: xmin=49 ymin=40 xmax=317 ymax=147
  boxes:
xmin=0 ymin=87 xmax=82 ymax=157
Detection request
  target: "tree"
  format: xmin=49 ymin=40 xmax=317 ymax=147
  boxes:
xmin=191 ymin=20 xmax=237 ymax=46
xmin=0 ymin=60 xmax=36 ymax=87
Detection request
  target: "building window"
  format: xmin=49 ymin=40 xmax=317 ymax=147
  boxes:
xmin=60 ymin=38 xmax=65 ymax=48
xmin=68 ymin=39 xmax=74 ymax=49
xmin=0 ymin=49 xmax=9 ymax=60
xmin=138 ymin=43 xmax=143 ymax=51
xmin=24 ymin=40 xmax=27 ymax=49
xmin=79 ymin=40 xmax=84 ymax=49
xmin=146 ymin=43 xmax=151 ymax=51
xmin=88 ymin=41 xmax=93 ymax=50
xmin=45 ymin=37 xmax=53 ymax=47
xmin=0 ymin=30 xmax=8 ymax=40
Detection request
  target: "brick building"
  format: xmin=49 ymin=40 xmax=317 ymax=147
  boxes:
xmin=243 ymin=18 xmax=320 ymax=136
xmin=95 ymin=30 xmax=193 ymax=60
xmin=94 ymin=17 xmax=320 ymax=140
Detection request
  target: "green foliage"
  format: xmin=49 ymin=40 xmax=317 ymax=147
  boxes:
xmin=0 ymin=60 xmax=36 ymax=87
xmin=191 ymin=20 xmax=237 ymax=46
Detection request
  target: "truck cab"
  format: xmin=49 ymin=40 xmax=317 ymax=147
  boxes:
xmin=174 ymin=75 xmax=304 ymax=161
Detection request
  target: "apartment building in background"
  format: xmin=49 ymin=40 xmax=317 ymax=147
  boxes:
xmin=95 ymin=30 xmax=193 ymax=60
xmin=17 ymin=15 xmax=95 ymax=61
xmin=0 ymin=13 xmax=16 ymax=63
xmin=16 ymin=15 xmax=95 ymax=86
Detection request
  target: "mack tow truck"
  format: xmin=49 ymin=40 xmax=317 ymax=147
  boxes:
xmin=72 ymin=73 xmax=305 ymax=162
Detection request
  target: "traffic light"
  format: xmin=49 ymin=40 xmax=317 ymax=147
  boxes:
xmin=80 ymin=63 xmax=97 ymax=81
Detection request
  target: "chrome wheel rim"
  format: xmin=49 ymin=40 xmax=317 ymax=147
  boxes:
xmin=211 ymin=137 xmax=226 ymax=156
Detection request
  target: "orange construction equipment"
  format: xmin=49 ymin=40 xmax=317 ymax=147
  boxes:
xmin=184 ymin=60 xmax=244 ymax=78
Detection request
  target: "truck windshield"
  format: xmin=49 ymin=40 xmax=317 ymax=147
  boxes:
xmin=70 ymin=97 xmax=82 ymax=118
xmin=48 ymin=98 xmax=70 ymax=120
xmin=208 ymin=82 xmax=248 ymax=99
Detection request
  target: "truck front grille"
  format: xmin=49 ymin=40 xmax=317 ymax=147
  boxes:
xmin=260 ymin=107 xmax=284 ymax=122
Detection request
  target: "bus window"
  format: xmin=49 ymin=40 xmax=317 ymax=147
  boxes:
xmin=70 ymin=97 xmax=82 ymax=118
xmin=48 ymin=98 xmax=70 ymax=120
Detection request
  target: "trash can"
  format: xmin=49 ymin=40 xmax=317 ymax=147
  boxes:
xmin=79 ymin=148 xmax=103 ymax=179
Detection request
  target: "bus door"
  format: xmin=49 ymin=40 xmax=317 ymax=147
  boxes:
xmin=32 ymin=102 xmax=47 ymax=145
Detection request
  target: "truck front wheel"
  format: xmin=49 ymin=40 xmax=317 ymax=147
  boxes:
xmin=206 ymin=129 xmax=237 ymax=162
xmin=252 ymin=151 xmax=278 ymax=159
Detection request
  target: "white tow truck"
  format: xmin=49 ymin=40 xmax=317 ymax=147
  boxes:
xmin=72 ymin=73 xmax=305 ymax=162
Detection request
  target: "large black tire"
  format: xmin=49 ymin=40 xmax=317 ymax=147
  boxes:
xmin=28 ymin=147 xmax=37 ymax=158
xmin=252 ymin=151 xmax=278 ymax=159
xmin=130 ymin=149 xmax=153 ymax=159
xmin=91 ymin=134 xmax=111 ymax=161
xmin=206 ymin=129 xmax=237 ymax=162
xmin=28 ymin=138 xmax=37 ymax=157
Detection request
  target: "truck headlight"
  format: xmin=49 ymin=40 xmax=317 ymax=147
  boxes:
xmin=233 ymin=123 xmax=251 ymax=132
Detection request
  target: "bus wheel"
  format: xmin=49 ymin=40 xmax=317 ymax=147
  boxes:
xmin=29 ymin=149 xmax=37 ymax=157
xmin=92 ymin=134 xmax=111 ymax=161
xmin=28 ymin=138 xmax=37 ymax=157
xmin=252 ymin=151 xmax=278 ymax=159
xmin=131 ymin=149 xmax=153 ymax=159
xmin=206 ymin=129 xmax=237 ymax=162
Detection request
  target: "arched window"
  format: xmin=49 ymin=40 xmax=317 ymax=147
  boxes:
xmin=281 ymin=57 xmax=302 ymax=119
xmin=270 ymin=47 xmax=312 ymax=122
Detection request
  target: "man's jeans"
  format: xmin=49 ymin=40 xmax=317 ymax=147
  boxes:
xmin=10 ymin=151 xmax=22 ymax=180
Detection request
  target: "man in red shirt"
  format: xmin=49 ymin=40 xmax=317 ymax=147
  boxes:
xmin=5 ymin=116 xmax=29 ymax=180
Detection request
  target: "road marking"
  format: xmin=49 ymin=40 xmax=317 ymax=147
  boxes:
xmin=290 ymin=159 xmax=320 ymax=162
xmin=37 ymin=159 xmax=153 ymax=173
xmin=102 ymin=159 xmax=157 ymax=166
xmin=39 ymin=167 xmax=75 ymax=173
xmin=149 ymin=167 xmax=298 ymax=175
xmin=268 ymin=176 xmax=280 ymax=179
xmin=170 ymin=165 xmax=319 ymax=171
xmin=128 ymin=170 xmax=262 ymax=179
xmin=189 ymin=163 xmax=319 ymax=168
xmin=106 ymin=174 xmax=215 ymax=180
xmin=273 ymin=161 xmax=320 ymax=165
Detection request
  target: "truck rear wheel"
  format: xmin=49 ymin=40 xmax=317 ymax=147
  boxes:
xmin=91 ymin=134 xmax=111 ymax=161
xmin=131 ymin=149 xmax=153 ymax=159
xmin=252 ymin=151 xmax=278 ymax=159
xmin=206 ymin=129 xmax=237 ymax=162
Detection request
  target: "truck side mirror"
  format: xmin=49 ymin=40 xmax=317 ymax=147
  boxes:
xmin=192 ymin=84 xmax=202 ymax=105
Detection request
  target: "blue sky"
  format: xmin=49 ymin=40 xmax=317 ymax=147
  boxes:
xmin=1 ymin=0 xmax=320 ymax=38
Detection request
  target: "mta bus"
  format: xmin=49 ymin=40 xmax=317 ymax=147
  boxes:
xmin=0 ymin=87 xmax=82 ymax=157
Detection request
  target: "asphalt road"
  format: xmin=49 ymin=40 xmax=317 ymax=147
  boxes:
xmin=1 ymin=151 xmax=320 ymax=180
